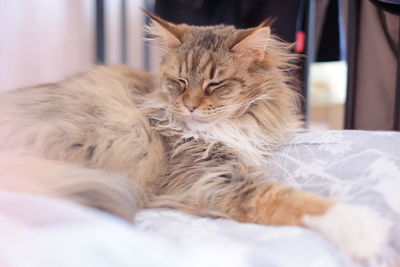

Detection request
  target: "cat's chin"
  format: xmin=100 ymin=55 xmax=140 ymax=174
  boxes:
xmin=184 ymin=119 xmax=215 ymax=132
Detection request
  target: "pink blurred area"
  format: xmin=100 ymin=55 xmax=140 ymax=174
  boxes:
xmin=0 ymin=0 xmax=96 ymax=91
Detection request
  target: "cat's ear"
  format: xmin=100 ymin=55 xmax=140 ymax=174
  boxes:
xmin=144 ymin=11 xmax=185 ymax=49
xmin=231 ymin=22 xmax=271 ymax=60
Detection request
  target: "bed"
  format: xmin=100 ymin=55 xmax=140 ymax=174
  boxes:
xmin=0 ymin=130 xmax=399 ymax=267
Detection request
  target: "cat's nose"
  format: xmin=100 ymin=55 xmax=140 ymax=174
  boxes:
xmin=185 ymin=104 xmax=198 ymax=112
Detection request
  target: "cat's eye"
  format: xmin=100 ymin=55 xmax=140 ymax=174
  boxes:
xmin=205 ymin=81 xmax=224 ymax=95
xmin=165 ymin=78 xmax=186 ymax=94
xmin=208 ymin=81 xmax=222 ymax=87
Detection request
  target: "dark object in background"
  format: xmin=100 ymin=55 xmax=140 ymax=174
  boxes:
xmin=369 ymin=0 xmax=400 ymax=14
xmin=155 ymin=0 xmax=343 ymax=60
xmin=345 ymin=0 xmax=400 ymax=130
xmin=316 ymin=0 xmax=343 ymax=61
xmin=95 ymin=0 xmax=106 ymax=63
xmin=155 ymin=0 xmax=301 ymax=43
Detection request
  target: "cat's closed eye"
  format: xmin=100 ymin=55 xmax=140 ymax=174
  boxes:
xmin=166 ymin=78 xmax=186 ymax=94
xmin=208 ymin=81 xmax=222 ymax=87
xmin=205 ymin=81 xmax=224 ymax=95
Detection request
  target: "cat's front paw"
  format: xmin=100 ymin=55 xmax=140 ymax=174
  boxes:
xmin=302 ymin=204 xmax=392 ymax=261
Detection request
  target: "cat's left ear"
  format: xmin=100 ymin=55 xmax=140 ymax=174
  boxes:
xmin=144 ymin=10 xmax=186 ymax=49
xmin=231 ymin=22 xmax=271 ymax=60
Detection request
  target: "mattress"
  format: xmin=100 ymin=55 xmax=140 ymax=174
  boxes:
xmin=0 ymin=130 xmax=399 ymax=267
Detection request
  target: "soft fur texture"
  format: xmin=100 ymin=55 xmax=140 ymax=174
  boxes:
xmin=303 ymin=204 xmax=392 ymax=261
xmin=0 ymin=13 xmax=391 ymax=261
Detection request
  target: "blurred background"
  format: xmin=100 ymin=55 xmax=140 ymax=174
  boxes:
xmin=0 ymin=0 xmax=399 ymax=131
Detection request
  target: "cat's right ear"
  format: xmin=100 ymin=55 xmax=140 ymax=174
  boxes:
xmin=231 ymin=25 xmax=271 ymax=61
xmin=143 ymin=10 xmax=185 ymax=49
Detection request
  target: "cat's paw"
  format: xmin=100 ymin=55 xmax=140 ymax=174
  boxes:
xmin=302 ymin=204 xmax=392 ymax=261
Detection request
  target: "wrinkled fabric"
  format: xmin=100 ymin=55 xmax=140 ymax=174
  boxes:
xmin=0 ymin=130 xmax=399 ymax=267
xmin=267 ymin=130 xmax=400 ymax=251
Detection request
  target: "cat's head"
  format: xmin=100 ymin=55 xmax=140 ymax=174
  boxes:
xmin=145 ymin=12 xmax=300 ymax=133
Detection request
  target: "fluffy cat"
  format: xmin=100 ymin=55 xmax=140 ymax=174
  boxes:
xmin=0 ymin=12 xmax=392 ymax=262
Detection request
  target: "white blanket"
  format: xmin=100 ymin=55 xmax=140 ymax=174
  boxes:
xmin=0 ymin=130 xmax=399 ymax=267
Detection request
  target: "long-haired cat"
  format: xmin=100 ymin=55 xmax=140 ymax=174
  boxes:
xmin=0 ymin=12 xmax=392 ymax=262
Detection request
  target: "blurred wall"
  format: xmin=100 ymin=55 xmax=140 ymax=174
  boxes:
xmin=0 ymin=0 xmax=145 ymax=92
xmin=0 ymin=0 xmax=95 ymax=91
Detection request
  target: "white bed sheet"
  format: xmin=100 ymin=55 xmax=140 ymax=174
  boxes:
xmin=0 ymin=130 xmax=399 ymax=267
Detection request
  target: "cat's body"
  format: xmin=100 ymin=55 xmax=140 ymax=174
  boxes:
xmin=0 ymin=65 xmax=161 ymax=217
xmin=0 ymin=14 xmax=392 ymax=262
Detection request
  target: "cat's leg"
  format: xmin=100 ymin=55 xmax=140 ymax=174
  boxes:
xmin=224 ymin=181 xmax=391 ymax=261
xmin=152 ymin=141 xmax=391 ymax=261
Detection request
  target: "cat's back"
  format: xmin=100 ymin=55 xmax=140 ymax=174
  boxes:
xmin=1 ymin=64 xmax=154 ymax=109
xmin=0 ymin=65 xmax=157 ymax=162
xmin=0 ymin=64 xmax=155 ymax=120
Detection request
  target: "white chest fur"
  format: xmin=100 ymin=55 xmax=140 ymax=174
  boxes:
xmin=182 ymin=119 xmax=277 ymax=168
